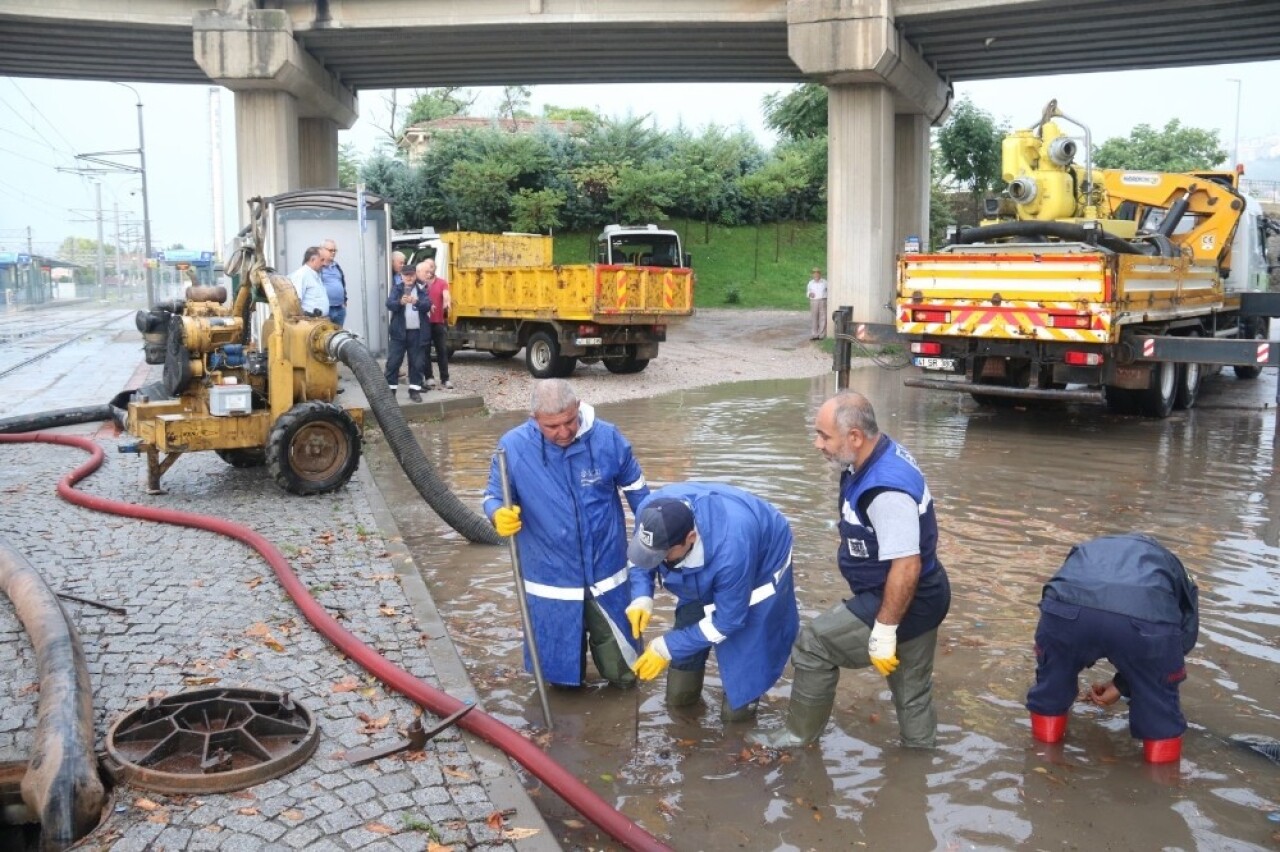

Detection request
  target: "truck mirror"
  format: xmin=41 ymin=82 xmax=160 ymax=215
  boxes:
xmin=683 ymin=253 xmax=692 ymax=267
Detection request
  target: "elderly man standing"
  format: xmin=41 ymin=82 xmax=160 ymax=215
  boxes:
xmin=483 ymin=380 xmax=649 ymax=689
xmin=288 ymin=246 xmax=329 ymax=318
xmin=625 ymin=483 xmax=799 ymax=722
xmin=383 ymin=260 xmax=429 ymax=401
xmin=751 ymin=390 xmax=951 ymax=749
xmin=320 ymin=239 xmax=347 ymax=327
xmin=806 ymin=267 xmax=828 ymax=340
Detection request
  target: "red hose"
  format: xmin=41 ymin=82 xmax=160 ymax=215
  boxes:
xmin=0 ymin=432 xmax=671 ymax=852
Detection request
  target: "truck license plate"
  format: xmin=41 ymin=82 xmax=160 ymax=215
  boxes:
xmin=575 ymin=337 xmax=603 ymax=346
xmin=913 ymin=357 xmax=957 ymax=372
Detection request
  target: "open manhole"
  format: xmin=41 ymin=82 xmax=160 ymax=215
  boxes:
xmin=103 ymin=688 xmax=318 ymax=794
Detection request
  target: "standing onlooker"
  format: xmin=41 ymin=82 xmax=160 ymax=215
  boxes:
xmin=384 ymin=260 xmax=429 ymax=402
xmin=625 ymin=483 xmax=800 ymax=722
xmin=1026 ymin=533 xmax=1198 ymax=764
xmin=483 ymin=379 xmax=650 ymax=689
xmin=751 ymin=390 xmax=951 ymax=749
xmin=419 ymin=258 xmax=453 ymax=390
xmin=320 ymin=239 xmax=348 ymax=327
xmin=289 ymin=246 xmax=329 ymax=318
xmin=807 ymin=267 xmax=828 ymax=340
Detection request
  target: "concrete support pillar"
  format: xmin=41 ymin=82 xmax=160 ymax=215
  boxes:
xmin=194 ymin=6 xmax=356 ymax=222
xmin=828 ymin=84 xmax=896 ymax=327
xmin=299 ymin=118 xmax=339 ymax=189
xmin=895 ymin=113 xmax=932 ymax=253
xmin=234 ymin=91 xmax=299 ymax=212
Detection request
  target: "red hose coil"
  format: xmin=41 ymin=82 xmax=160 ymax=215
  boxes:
xmin=0 ymin=431 xmax=670 ymax=852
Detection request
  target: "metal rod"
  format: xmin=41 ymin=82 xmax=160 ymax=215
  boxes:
xmin=496 ymin=448 xmax=554 ymax=730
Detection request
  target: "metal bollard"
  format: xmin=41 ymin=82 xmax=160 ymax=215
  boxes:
xmin=832 ymin=306 xmax=853 ymax=389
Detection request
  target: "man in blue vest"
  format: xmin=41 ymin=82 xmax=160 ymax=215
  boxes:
xmin=1026 ymin=533 xmax=1198 ymax=764
xmin=484 ymin=380 xmax=649 ymax=688
xmin=752 ymin=390 xmax=951 ymax=749
xmin=625 ymin=483 xmax=800 ymax=722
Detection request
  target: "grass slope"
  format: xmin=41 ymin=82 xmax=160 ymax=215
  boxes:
xmin=552 ymin=221 xmax=827 ymax=310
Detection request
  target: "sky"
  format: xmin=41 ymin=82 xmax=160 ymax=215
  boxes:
xmin=2 ymin=59 xmax=1278 ymax=262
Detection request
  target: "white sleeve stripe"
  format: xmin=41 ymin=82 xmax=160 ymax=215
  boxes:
xmin=620 ymin=476 xmax=647 ymax=492
xmin=697 ymin=616 xmax=727 ymax=644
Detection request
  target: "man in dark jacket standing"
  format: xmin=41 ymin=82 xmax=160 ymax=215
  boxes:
xmin=383 ymin=259 xmax=429 ymax=401
xmin=1026 ymin=533 xmax=1199 ymax=764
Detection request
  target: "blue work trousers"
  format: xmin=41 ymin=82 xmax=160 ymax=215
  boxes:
xmin=1027 ymin=599 xmax=1187 ymax=741
xmin=384 ymin=329 xmax=425 ymax=390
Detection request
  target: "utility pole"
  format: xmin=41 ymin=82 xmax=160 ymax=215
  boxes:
xmin=114 ymin=202 xmax=122 ymax=297
xmin=94 ymin=181 xmax=106 ymax=301
xmin=1228 ymin=78 xmax=1243 ymax=171
xmin=26 ymin=226 xmax=32 ymax=255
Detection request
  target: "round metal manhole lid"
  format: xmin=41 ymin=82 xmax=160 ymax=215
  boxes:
xmin=103 ymin=688 xmax=318 ymax=794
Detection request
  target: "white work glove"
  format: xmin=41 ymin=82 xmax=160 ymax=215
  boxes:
xmin=868 ymin=620 xmax=900 ymax=677
xmin=626 ymin=596 xmax=654 ymax=639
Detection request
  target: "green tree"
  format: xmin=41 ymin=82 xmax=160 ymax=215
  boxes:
xmin=542 ymin=104 xmax=601 ymax=124
xmin=338 ymin=142 xmax=360 ymax=190
xmin=509 ymin=187 xmax=566 ymax=233
xmin=609 ymin=164 xmax=678 ymax=223
xmin=929 ymin=154 xmax=956 ymax=251
xmin=497 ymin=85 xmax=533 ymax=123
xmin=763 ymin=83 xmax=828 ymax=142
xmin=936 ymin=96 xmax=1005 ymax=200
xmin=1094 ymin=120 xmax=1226 ymax=172
xmin=669 ymin=126 xmax=760 ymax=243
xmin=440 ymin=157 xmax=520 ymax=231
xmin=737 ymin=169 xmax=786 ymax=279
xmin=403 ymin=87 xmax=475 ymax=128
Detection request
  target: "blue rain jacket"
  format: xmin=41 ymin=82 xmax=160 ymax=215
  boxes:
xmin=483 ymin=403 xmax=648 ymax=685
xmin=628 ymin=483 xmax=800 ymax=710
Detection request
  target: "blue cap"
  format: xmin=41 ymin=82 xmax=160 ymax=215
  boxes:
xmin=628 ymin=498 xmax=695 ymax=568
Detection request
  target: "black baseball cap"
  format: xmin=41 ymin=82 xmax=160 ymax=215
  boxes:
xmin=628 ymin=498 xmax=695 ymax=568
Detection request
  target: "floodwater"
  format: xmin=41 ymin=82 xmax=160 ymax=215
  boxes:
xmin=367 ymin=364 xmax=1280 ymax=851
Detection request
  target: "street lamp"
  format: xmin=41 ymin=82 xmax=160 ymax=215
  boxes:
xmin=112 ymin=82 xmax=155 ymax=308
xmin=1227 ymin=78 xmax=1242 ymax=172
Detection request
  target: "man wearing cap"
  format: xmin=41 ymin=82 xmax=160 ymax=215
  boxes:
xmin=483 ymin=379 xmax=649 ymax=689
xmin=806 ymin=267 xmax=828 ymax=340
xmin=751 ymin=390 xmax=951 ymax=749
xmin=1026 ymin=533 xmax=1199 ymax=764
xmin=626 ymin=483 xmax=800 ymax=722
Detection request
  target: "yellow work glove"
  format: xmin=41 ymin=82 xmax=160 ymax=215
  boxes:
xmin=493 ymin=505 xmax=522 ymax=537
xmin=626 ymin=596 xmax=654 ymax=639
xmin=868 ymin=621 xmax=900 ymax=677
xmin=632 ymin=636 xmax=670 ymax=681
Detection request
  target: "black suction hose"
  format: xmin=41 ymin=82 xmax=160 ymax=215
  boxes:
xmin=0 ymin=405 xmax=117 ymax=435
xmin=328 ymin=332 xmax=502 ymax=545
xmin=956 ymin=221 xmax=1148 ymax=255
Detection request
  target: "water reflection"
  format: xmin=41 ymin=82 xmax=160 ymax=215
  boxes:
xmin=371 ymin=366 xmax=1280 ymax=850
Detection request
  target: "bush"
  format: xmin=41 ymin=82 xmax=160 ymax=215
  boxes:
xmin=724 ymin=287 xmax=741 ymax=305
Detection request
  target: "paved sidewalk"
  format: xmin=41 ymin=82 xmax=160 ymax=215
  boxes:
xmin=0 ymin=321 xmax=557 ymax=850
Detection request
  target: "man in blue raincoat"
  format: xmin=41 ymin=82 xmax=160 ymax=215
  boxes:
xmin=625 ymin=483 xmax=800 ymax=721
xmin=483 ymin=379 xmax=649 ymax=688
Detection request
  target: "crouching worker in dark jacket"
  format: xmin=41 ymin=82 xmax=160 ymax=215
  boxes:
xmin=1026 ymin=533 xmax=1199 ymax=764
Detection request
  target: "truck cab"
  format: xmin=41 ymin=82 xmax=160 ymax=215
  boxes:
xmin=596 ymin=224 xmax=690 ymax=268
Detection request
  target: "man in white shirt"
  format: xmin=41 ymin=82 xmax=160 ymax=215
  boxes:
xmin=289 ymin=247 xmax=329 ymax=318
xmin=807 ymin=267 xmax=828 ymax=340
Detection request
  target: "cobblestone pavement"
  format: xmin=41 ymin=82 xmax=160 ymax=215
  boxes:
xmin=0 ymin=428 xmax=554 ymax=851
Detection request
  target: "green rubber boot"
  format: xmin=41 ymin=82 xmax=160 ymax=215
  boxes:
xmin=747 ymin=696 xmax=834 ymax=748
xmin=665 ymin=668 xmax=705 ymax=707
xmin=720 ymin=698 xmax=759 ymax=724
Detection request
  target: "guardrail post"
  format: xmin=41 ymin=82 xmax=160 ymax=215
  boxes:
xmin=833 ymin=305 xmax=853 ymax=389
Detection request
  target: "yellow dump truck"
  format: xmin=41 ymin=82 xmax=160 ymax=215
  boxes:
xmin=394 ymin=225 xmax=694 ymax=377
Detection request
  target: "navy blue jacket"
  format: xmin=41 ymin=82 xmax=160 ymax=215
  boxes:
xmin=1043 ymin=533 xmax=1198 ymax=655
xmin=386 ymin=276 xmax=430 ymax=341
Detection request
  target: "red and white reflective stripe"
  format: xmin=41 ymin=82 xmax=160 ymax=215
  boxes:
xmin=1259 ymin=342 xmax=1271 ymax=364
xmin=1143 ymin=338 xmax=1155 ymax=358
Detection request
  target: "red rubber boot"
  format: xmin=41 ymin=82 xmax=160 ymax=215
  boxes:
xmin=1143 ymin=736 xmax=1182 ymax=764
xmin=1030 ymin=713 xmax=1067 ymax=743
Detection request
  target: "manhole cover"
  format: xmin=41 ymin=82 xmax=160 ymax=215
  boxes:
xmin=104 ymin=688 xmax=318 ymax=793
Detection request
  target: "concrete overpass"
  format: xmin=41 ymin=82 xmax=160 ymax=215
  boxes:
xmin=2 ymin=0 xmax=1278 ymax=331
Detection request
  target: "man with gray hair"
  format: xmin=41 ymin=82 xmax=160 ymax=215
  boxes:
xmin=751 ymin=390 xmax=951 ymax=749
xmin=482 ymin=379 xmax=650 ymax=689
xmin=320 ymin=238 xmax=347 ymax=327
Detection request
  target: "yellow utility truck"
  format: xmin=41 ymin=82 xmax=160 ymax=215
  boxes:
xmin=897 ymin=101 xmax=1274 ymax=417
xmin=395 ymin=225 xmax=694 ymax=377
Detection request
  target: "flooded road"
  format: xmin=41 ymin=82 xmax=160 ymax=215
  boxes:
xmin=367 ymin=365 xmax=1280 ymax=851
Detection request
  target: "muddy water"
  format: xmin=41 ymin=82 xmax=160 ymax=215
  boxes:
xmin=368 ymin=367 xmax=1280 ymax=851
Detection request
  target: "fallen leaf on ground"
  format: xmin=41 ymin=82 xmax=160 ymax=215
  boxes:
xmin=331 ymin=677 xmax=360 ymax=693
xmin=282 ymin=809 xmax=304 ymax=821
xmin=485 ymin=811 xmax=505 ymax=831
xmin=245 ymin=576 xmax=264 ymax=589
xmin=379 ymin=605 xmax=398 ymax=617
xmin=442 ymin=766 xmax=473 ymax=781
xmin=183 ymin=676 xmax=221 ymax=686
xmin=427 ymin=843 xmax=453 ymax=852
xmin=146 ymin=811 xmax=169 ymax=825
xmin=358 ymin=687 xmax=379 ymax=699
xmin=562 ymin=819 xmax=584 ymax=829
xmin=134 ymin=798 xmax=161 ymax=811
xmin=503 ymin=827 xmax=539 ymax=840
xmin=18 ymin=682 xmax=38 ymax=696
xmin=237 ymin=807 xmax=258 ymax=816
xmin=368 ymin=573 xmax=396 ymax=581
xmin=357 ymin=713 xmax=392 ymax=733
xmin=317 ymin=532 xmax=336 ymax=545
xmin=365 ymin=822 xmax=395 ymax=834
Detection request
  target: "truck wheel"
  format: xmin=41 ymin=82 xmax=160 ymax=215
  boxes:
xmin=1234 ymin=324 xmax=1267 ymax=379
xmin=1174 ymin=331 xmax=1203 ymax=410
xmin=553 ymin=356 xmax=579 ymax=378
xmin=267 ymin=401 xmax=361 ymax=495
xmin=525 ymin=331 xmax=561 ymax=378
xmin=605 ymin=346 xmax=650 ymax=374
xmin=1134 ymin=360 xmax=1176 ymax=418
xmin=216 ymin=448 xmax=266 ymax=468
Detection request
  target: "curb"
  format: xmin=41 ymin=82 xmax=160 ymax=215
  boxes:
xmin=356 ymin=462 xmax=561 ymax=852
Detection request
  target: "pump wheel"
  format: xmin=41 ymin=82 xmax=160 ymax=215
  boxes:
xmin=267 ymin=401 xmax=361 ymax=495
xmin=216 ymin=448 xmax=266 ymax=468
xmin=605 ymin=346 xmax=650 ymax=374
